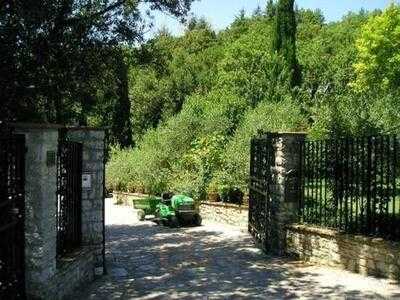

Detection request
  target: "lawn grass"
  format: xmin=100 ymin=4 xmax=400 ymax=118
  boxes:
xmin=301 ymin=180 xmax=400 ymax=233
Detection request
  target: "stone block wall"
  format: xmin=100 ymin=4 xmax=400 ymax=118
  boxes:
xmin=249 ymin=132 xmax=400 ymax=281
xmin=112 ymin=192 xmax=249 ymax=229
xmin=113 ymin=192 xmax=148 ymax=208
xmin=16 ymin=127 xmax=59 ymax=295
xmin=286 ymin=224 xmax=400 ymax=280
xmin=48 ymin=249 xmax=95 ymax=299
xmin=200 ymin=202 xmax=248 ymax=229
xmin=67 ymin=129 xmax=105 ymax=269
xmin=14 ymin=124 xmax=105 ymax=300
xmin=268 ymin=133 xmax=305 ymax=255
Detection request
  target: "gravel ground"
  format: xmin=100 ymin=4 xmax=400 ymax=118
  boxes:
xmin=70 ymin=199 xmax=400 ymax=299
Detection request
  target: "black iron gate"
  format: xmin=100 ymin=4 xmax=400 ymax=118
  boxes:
xmin=0 ymin=130 xmax=26 ymax=299
xmin=299 ymin=135 xmax=400 ymax=240
xmin=57 ymin=140 xmax=83 ymax=257
xmin=248 ymin=132 xmax=274 ymax=252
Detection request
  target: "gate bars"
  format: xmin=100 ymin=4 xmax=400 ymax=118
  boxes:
xmin=0 ymin=129 xmax=26 ymax=299
xmin=57 ymin=139 xmax=83 ymax=256
xmin=300 ymin=135 xmax=400 ymax=240
xmin=248 ymin=133 xmax=275 ymax=251
xmin=249 ymin=133 xmax=400 ymax=246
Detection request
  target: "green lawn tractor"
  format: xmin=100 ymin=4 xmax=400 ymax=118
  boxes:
xmin=133 ymin=194 xmax=202 ymax=227
xmin=155 ymin=194 xmax=202 ymax=227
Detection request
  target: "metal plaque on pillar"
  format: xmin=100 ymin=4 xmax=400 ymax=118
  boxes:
xmin=82 ymin=173 xmax=92 ymax=190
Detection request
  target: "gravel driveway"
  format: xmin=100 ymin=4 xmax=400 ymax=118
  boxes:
xmin=70 ymin=199 xmax=400 ymax=299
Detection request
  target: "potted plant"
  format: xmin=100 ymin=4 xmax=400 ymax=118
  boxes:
xmin=136 ymin=184 xmax=145 ymax=195
xmin=207 ymin=181 xmax=220 ymax=202
xmin=228 ymin=187 xmax=244 ymax=205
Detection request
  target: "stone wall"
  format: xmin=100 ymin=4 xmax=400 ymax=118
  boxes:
xmin=113 ymin=192 xmax=148 ymax=208
xmin=267 ymin=133 xmax=305 ymax=255
xmin=247 ymin=132 xmax=400 ymax=281
xmin=112 ymin=192 xmax=249 ymax=229
xmin=286 ymin=224 xmax=400 ymax=280
xmin=48 ymin=249 xmax=95 ymax=299
xmin=67 ymin=129 xmax=105 ymax=270
xmin=14 ymin=124 xmax=105 ymax=300
xmin=16 ymin=126 xmax=59 ymax=296
xmin=200 ymin=202 xmax=248 ymax=229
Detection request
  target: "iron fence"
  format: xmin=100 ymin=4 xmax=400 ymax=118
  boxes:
xmin=57 ymin=141 xmax=83 ymax=256
xmin=0 ymin=130 xmax=26 ymax=299
xmin=248 ymin=133 xmax=275 ymax=251
xmin=300 ymin=135 xmax=400 ymax=240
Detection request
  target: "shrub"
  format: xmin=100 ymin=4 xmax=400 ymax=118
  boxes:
xmin=214 ymin=98 xmax=307 ymax=195
xmin=105 ymin=147 xmax=139 ymax=192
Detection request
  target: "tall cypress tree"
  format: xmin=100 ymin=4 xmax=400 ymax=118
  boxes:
xmin=266 ymin=0 xmax=276 ymax=20
xmin=272 ymin=0 xmax=301 ymax=87
xmin=112 ymin=49 xmax=133 ymax=148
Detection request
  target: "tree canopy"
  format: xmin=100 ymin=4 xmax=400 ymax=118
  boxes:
xmin=352 ymin=3 xmax=400 ymax=92
xmin=0 ymin=0 xmax=194 ymax=146
xmin=2 ymin=1 xmax=399 ymax=201
xmin=107 ymin=3 xmax=400 ymax=200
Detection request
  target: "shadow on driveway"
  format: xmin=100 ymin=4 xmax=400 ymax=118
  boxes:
xmin=68 ymin=221 xmax=400 ymax=299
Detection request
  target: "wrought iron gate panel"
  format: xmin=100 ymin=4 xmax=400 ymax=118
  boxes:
xmin=300 ymin=135 xmax=400 ymax=240
xmin=57 ymin=141 xmax=83 ymax=256
xmin=0 ymin=133 xmax=26 ymax=300
xmin=248 ymin=133 xmax=274 ymax=251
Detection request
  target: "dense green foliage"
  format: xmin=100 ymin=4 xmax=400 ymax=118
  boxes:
xmin=1 ymin=0 xmax=194 ymax=146
xmin=108 ymin=3 xmax=400 ymax=199
xmin=352 ymin=4 xmax=400 ymax=93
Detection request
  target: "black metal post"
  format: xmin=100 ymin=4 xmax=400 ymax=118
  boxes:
xmin=102 ymin=129 xmax=108 ymax=275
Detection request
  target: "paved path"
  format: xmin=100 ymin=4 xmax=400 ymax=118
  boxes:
xmin=72 ymin=199 xmax=400 ymax=299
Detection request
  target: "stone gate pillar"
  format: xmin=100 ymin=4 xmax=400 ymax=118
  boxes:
xmin=66 ymin=128 xmax=106 ymax=274
xmin=13 ymin=123 xmax=106 ymax=299
xmin=13 ymin=124 xmax=60 ymax=298
xmin=268 ymin=132 xmax=306 ymax=255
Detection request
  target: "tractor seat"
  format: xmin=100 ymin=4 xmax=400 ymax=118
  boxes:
xmin=162 ymin=198 xmax=171 ymax=205
xmin=162 ymin=192 xmax=174 ymax=205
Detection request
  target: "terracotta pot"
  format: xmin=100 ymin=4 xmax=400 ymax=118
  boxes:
xmin=243 ymin=194 xmax=250 ymax=206
xmin=136 ymin=187 xmax=145 ymax=195
xmin=207 ymin=192 xmax=220 ymax=202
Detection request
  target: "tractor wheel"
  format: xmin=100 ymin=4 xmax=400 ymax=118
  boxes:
xmin=169 ymin=216 xmax=180 ymax=228
xmin=193 ymin=214 xmax=202 ymax=226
